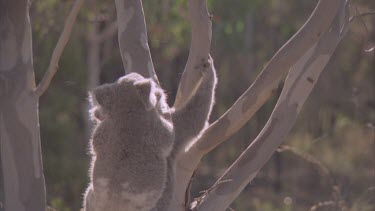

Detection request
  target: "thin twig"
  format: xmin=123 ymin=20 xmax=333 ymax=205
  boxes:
xmin=277 ymin=145 xmax=331 ymax=178
xmin=185 ymin=169 xmax=197 ymax=209
xmin=310 ymin=200 xmax=335 ymax=211
xmin=35 ymin=0 xmax=85 ymax=97
xmin=349 ymin=11 xmax=375 ymax=22
xmin=189 ymin=179 xmax=233 ymax=210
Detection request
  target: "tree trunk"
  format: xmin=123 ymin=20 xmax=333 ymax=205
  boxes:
xmin=0 ymin=0 xmax=46 ymax=210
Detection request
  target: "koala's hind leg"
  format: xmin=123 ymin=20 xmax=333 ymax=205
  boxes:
xmin=83 ymin=179 xmax=111 ymax=211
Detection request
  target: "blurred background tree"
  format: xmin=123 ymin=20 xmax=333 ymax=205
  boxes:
xmin=31 ymin=0 xmax=374 ymax=210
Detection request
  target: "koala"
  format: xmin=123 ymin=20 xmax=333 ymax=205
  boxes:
xmin=84 ymin=73 xmax=174 ymax=211
xmin=84 ymin=56 xmax=217 ymax=211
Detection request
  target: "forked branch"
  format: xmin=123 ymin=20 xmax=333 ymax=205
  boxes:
xmin=114 ymin=0 xmax=159 ymax=83
xmin=188 ymin=0 xmax=343 ymax=157
xmin=171 ymin=1 xmax=343 ymax=210
xmin=194 ymin=1 xmax=349 ymax=210
xmin=35 ymin=0 xmax=84 ymax=97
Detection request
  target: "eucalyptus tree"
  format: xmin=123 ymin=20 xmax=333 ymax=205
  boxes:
xmin=0 ymin=0 xmax=83 ymax=210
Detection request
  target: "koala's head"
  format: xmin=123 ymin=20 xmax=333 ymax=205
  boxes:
xmin=89 ymin=73 xmax=168 ymax=121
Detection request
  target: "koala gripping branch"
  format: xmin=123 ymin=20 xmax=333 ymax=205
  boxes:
xmin=173 ymin=0 xmax=343 ymax=210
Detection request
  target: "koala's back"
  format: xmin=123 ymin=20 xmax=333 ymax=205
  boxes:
xmin=88 ymin=109 xmax=172 ymax=211
xmin=85 ymin=73 xmax=175 ymax=211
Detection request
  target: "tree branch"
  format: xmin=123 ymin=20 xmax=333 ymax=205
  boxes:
xmin=194 ymin=1 xmax=348 ymax=210
xmin=171 ymin=1 xmax=343 ymax=209
xmin=114 ymin=0 xmax=159 ymax=83
xmin=34 ymin=0 xmax=84 ymax=97
xmin=173 ymin=0 xmax=212 ymax=111
xmin=188 ymin=0 xmax=343 ymax=157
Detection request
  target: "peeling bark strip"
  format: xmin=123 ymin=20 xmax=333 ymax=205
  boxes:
xmin=0 ymin=0 xmax=46 ymax=210
xmin=194 ymin=1 xmax=349 ymax=210
xmin=115 ymin=0 xmax=159 ymax=83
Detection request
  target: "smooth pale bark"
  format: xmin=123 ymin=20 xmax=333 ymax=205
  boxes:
xmin=114 ymin=0 xmax=159 ymax=83
xmin=0 ymin=0 xmax=46 ymax=210
xmin=194 ymin=1 xmax=349 ymax=210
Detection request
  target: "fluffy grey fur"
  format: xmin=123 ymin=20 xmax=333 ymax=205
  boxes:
xmin=84 ymin=58 xmax=217 ymax=211
xmin=84 ymin=73 xmax=174 ymax=211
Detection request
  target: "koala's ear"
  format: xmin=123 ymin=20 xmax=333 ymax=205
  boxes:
xmin=134 ymin=79 xmax=157 ymax=111
xmin=93 ymin=84 xmax=112 ymax=107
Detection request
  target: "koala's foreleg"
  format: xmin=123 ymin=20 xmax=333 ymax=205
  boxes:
xmin=173 ymin=56 xmax=217 ymax=148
